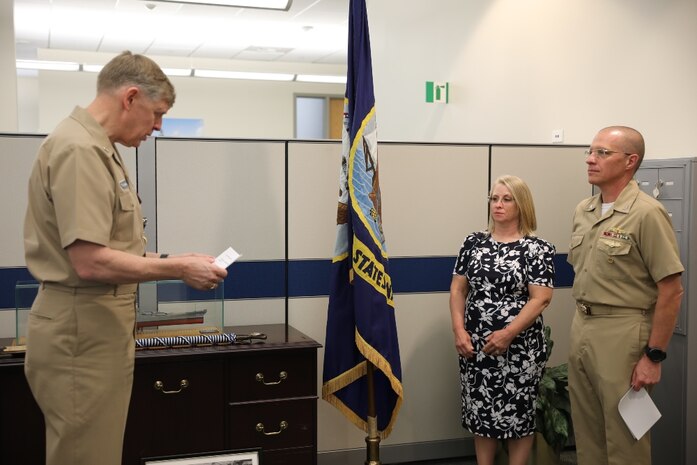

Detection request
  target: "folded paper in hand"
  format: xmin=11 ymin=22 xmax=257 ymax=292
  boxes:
xmin=618 ymin=387 xmax=661 ymax=440
xmin=215 ymin=246 xmax=241 ymax=269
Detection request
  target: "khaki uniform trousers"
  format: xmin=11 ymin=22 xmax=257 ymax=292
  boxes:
xmin=24 ymin=284 xmax=136 ymax=465
xmin=569 ymin=304 xmax=652 ymax=465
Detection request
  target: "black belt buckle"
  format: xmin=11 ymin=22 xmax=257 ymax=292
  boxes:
xmin=579 ymin=302 xmax=592 ymax=315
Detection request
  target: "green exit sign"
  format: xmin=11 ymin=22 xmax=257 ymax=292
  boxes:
xmin=426 ymin=81 xmax=449 ymax=103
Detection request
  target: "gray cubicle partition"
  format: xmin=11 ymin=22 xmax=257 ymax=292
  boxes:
xmin=0 ymin=132 xmax=135 ymax=271
xmin=491 ymin=145 xmax=592 ymax=367
xmin=3 ymin=134 xmax=691 ymax=464
xmin=0 ymin=135 xmax=43 ymax=269
xmin=152 ymin=138 xmax=288 ymax=326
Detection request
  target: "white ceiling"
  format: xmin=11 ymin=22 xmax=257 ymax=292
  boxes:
xmin=13 ymin=0 xmax=349 ymax=65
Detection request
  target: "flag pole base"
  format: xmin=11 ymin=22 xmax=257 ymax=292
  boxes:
xmin=365 ymin=434 xmax=381 ymax=465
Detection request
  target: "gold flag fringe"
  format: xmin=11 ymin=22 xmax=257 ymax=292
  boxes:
xmin=322 ymin=327 xmax=403 ymax=439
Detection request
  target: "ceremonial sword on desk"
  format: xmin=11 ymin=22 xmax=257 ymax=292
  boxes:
xmin=135 ymin=331 xmax=267 ymax=349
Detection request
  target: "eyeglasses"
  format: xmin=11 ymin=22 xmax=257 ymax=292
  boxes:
xmin=488 ymin=195 xmax=515 ymax=204
xmin=584 ymin=148 xmax=631 ymax=159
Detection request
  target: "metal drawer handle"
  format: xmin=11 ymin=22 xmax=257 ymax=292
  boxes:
xmin=154 ymin=379 xmax=189 ymax=394
xmin=256 ymin=420 xmax=288 ymax=436
xmin=653 ymin=179 xmax=664 ymax=199
xmin=255 ymin=371 xmax=287 ymax=385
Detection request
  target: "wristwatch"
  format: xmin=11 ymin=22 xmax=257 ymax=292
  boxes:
xmin=644 ymin=346 xmax=667 ymax=363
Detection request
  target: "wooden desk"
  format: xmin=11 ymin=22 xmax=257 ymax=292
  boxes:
xmin=0 ymin=324 xmax=320 ymax=465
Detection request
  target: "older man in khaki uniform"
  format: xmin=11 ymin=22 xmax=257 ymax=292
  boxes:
xmin=23 ymin=51 xmax=228 ymax=465
xmin=567 ymin=126 xmax=684 ymax=465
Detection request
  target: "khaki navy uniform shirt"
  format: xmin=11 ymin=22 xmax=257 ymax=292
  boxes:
xmin=24 ymin=106 xmax=145 ymax=286
xmin=567 ymin=180 xmax=684 ymax=310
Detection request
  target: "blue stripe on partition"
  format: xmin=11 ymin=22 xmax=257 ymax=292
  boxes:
xmin=391 ymin=256 xmax=455 ymax=293
xmin=287 ymin=257 xmax=456 ymax=296
xmin=553 ymin=254 xmax=574 ymax=289
xmin=0 ymin=255 xmax=574 ymax=308
xmin=288 ymin=259 xmax=331 ymax=297
xmin=287 ymin=255 xmax=574 ymax=297
xmin=222 ymin=260 xmax=286 ymax=299
xmin=0 ymin=262 xmax=287 ymax=309
xmin=0 ymin=268 xmax=36 ymax=309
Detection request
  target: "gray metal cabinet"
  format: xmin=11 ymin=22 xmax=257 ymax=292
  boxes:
xmin=636 ymin=157 xmax=697 ymax=465
xmin=635 ymin=164 xmax=689 ymax=334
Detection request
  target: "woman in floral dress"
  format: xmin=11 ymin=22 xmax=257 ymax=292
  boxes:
xmin=449 ymin=175 xmax=556 ymax=465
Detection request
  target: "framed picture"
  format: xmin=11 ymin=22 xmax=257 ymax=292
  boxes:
xmin=143 ymin=449 xmax=260 ymax=465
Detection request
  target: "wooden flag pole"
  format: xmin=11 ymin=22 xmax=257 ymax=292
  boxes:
xmin=365 ymin=360 xmax=381 ymax=465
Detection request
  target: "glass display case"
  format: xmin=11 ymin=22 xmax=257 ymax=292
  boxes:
xmin=14 ymin=281 xmax=38 ymax=346
xmin=136 ymin=279 xmax=224 ymax=335
xmin=13 ymin=280 xmax=224 ymax=345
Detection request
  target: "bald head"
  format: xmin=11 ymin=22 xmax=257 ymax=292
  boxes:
xmin=597 ymin=126 xmax=645 ymax=169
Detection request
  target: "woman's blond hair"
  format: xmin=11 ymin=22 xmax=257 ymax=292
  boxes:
xmin=487 ymin=174 xmax=537 ymax=236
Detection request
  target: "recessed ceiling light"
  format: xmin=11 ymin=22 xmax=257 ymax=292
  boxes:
xmin=142 ymin=0 xmax=292 ymax=10
xmin=162 ymin=68 xmax=193 ymax=77
xmin=82 ymin=64 xmax=104 ymax=73
xmin=17 ymin=60 xmax=344 ymax=85
xmin=194 ymin=69 xmax=295 ymax=81
xmin=16 ymin=60 xmax=80 ymax=71
xmin=296 ymin=74 xmax=346 ymax=84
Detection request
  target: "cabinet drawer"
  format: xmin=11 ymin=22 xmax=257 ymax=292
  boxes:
xmin=124 ymin=358 xmax=225 ymax=463
xmin=662 ymin=199 xmax=683 ymax=231
xmin=228 ymin=398 xmax=315 ymax=450
xmin=263 ymin=446 xmax=316 ymax=465
xmin=228 ymin=350 xmax=315 ymax=402
xmin=657 ymin=168 xmax=685 ymax=199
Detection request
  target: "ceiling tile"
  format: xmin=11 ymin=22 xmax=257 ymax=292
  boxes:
xmin=13 ymin=0 xmax=348 ymax=66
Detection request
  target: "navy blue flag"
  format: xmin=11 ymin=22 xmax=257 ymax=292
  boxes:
xmin=321 ymin=0 xmax=403 ymax=439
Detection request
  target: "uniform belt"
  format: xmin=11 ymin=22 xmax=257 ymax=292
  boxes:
xmin=576 ymin=301 xmax=650 ymax=316
xmin=41 ymin=282 xmax=138 ymax=296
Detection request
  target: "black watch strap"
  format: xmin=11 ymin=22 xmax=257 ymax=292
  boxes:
xmin=644 ymin=346 xmax=667 ymax=363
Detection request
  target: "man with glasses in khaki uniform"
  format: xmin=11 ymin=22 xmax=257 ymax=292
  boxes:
xmin=23 ymin=51 xmax=228 ymax=465
xmin=567 ymin=126 xmax=684 ymax=465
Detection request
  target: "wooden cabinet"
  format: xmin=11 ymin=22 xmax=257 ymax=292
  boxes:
xmin=0 ymin=324 xmax=320 ymax=465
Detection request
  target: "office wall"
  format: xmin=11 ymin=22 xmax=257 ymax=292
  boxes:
xmin=12 ymin=0 xmax=697 ymax=157
xmin=29 ymin=67 xmax=345 ymax=139
xmin=368 ymin=0 xmax=697 ymax=156
xmin=0 ymin=0 xmax=17 ymax=132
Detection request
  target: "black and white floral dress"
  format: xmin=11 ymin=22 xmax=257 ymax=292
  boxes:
xmin=453 ymin=231 xmax=555 ymax=439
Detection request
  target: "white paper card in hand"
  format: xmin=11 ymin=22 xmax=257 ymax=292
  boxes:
xmin=618 ymin=387 xmax=661 ymax=440
xmin=214 ymin=246 xmax=241 ymax=269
